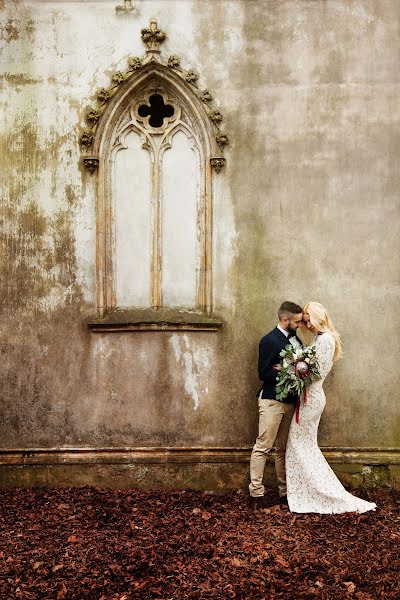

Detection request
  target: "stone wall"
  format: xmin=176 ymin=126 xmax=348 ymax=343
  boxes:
xmin=0 ymin=0 xmax=399 ymax=487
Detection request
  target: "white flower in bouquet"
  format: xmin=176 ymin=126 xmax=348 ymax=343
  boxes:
xmin=293 ymin=348 xmax=303 ymax=361
xmin=289 ymin=336 xmax=301 ymax=349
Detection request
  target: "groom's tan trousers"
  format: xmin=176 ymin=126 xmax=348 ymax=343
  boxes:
xmin=249 ymin=398 xmax=296 ymax=498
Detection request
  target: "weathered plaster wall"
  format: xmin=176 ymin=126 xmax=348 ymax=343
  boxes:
xmin=0 ymin=0 xmax=399 ymax=465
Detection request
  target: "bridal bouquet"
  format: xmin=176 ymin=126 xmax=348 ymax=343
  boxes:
xmin=275 ymin=338 xmax=320 ymax=409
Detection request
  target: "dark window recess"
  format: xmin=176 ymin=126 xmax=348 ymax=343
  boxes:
xmin=138 ymin=94 xmax=174 ymax=128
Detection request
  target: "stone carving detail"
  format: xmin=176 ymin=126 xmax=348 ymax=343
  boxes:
xmin=210 ymin=157 xmax=225 ymax=173
xmin=115 ymin=0 xmax=135 ymax=15
xmin=210 ymin=110 xmax=223 ymax=125
xmin=199 ymin=89 xmax=213 ymax=103
xmin=86 ymin=108 xmax=101 ymax=125
xmin=112 ymin=71 xmax=126 ymax=85
xmin=97 ymin=88 xmax=111 ymax=104
xmin=141 ymin=19 xmax=166 ymax=52
xmin=135 ymin=92 xmax=178 ymax=131
xmin=185 ymin=70 xmax=199 ymax=86
xmin=216 ymin=133 xmax=229 ymax=151
xmin=80 ymin=19 xmax=229 ymax=171
xmin=80 ymin=131 xmax=94 ymax=150
xmin=168 ymin=55 xmax=181 ymax=70
xmin=128 ymin=56 xmax=142 ymax=70
xmin=83 ymin=157 xmax=99 ymax=173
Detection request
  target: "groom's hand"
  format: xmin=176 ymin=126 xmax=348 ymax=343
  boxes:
xmin=273 ymin=364 xmax=282 ymax=371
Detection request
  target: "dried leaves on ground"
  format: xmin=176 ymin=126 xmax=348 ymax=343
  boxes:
xmin=0 ymin=486 xmax=399 ymax=599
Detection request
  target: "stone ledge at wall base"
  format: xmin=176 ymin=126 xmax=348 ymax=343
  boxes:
xmin=0 ymin=448 xmax=399 ymax=491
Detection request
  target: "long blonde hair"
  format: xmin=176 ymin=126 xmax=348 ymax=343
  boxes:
xmin=303 ymin=302 xmax=343 ymax=361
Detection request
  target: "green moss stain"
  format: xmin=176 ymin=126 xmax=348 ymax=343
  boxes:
xmin=52 ymin=209 xmax=79 ymax=291
xmin=2 ymin=73 xmax=40 ymax=85
xmin=0 ymin=192 xmax=81 ymax=311
xmin=0 ymin=201 xmax=83 ymax=311
xmin=0 ymin=98 xmax=82 ymax=311
xmin=0 ymin=202 xmax=50 ymax=311
xmin=17 ymin=202 xmax=47 ymax=237
xmin=359 ymin=466 xmax=390 ymax=488
xmin=335 ymin=464 xmax=391 ymax=489
xmin=65 ymin=184 xmax=77 ymax=207
xmin=2 ymin=19 xmax=19 ymax=41
xmin=1 ymin=124 xmax=51 ymax=203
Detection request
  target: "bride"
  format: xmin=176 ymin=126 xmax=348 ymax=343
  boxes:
xmin=285 ymin=302 xmax=376 ymax=514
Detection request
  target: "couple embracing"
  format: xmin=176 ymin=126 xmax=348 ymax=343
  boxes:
xmin=249 ymin=301 xmax=376 ymax=514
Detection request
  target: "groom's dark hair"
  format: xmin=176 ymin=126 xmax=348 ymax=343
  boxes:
xmin=278 ymin=301 xmax=303 ymax=318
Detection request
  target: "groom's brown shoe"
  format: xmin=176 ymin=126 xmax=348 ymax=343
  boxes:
xmin=279 ymin=495 xmax=289 ymax=507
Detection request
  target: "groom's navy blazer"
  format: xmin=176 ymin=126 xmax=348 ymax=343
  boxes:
xmin=257 ymin=327 xmax=298 ymax=403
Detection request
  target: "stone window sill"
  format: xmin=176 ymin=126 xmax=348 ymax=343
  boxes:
xmin=87 ymin=309 xmax=223 ymax=332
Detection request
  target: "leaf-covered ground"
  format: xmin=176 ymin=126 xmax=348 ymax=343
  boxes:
xmin=0 ymin=486 xmax=399 ymax=599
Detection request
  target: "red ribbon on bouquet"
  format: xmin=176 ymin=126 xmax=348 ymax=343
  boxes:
xmin=295 ymin=387 xmax=308 ymax=424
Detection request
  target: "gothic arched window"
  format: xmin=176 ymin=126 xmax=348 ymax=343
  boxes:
xmin=82 ymin=22 xmax=228 ymax=331
xmin=112 ymin=85 xmax=204 ymax=312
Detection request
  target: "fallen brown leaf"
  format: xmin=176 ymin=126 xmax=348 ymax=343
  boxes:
xmin=57 ymin=582 xmax=67 ymax=599
xmin=274 ymin=554 xmax=290 ymax=568
xmin=52 ymin=564 xmax=64 ymax=572
xmin=231 ymin=557 xmax=244 ymax=567
xmin=345 ymin=581 xmax=356 ymax=593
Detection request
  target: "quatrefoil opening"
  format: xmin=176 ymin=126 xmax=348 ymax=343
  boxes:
xmin=138 ymin=93 xmax=175 ymax=128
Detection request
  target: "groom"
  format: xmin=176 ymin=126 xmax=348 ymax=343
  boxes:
xmin=249 ymin=301 xmax=303 ymax=509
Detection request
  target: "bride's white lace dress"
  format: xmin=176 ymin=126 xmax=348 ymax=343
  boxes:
xmin=286 ymin=332 xmax=376 ymax=514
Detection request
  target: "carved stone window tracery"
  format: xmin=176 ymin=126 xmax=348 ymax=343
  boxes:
xmin=137 ymin=92 xmax=176 ymax=129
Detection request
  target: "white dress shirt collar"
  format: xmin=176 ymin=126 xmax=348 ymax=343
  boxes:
xmin=277 ymin=324 xmax=290 ymax=337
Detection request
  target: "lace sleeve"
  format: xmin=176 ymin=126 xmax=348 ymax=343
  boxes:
xmin=316 ymin=333 xmax=335 ymax=379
